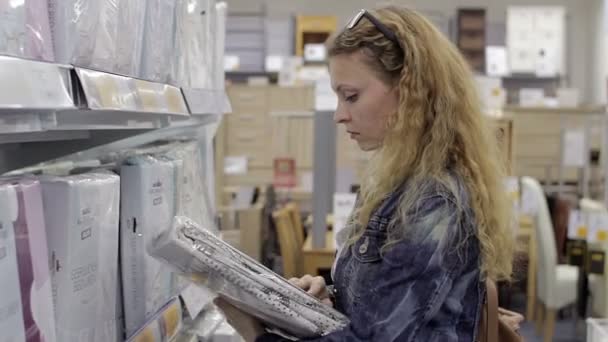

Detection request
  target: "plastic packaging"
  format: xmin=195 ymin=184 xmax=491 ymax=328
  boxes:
xmin=90 ymin=0 xmax=119 ymax=72
xmin=140 ymin=0 xmax=177 ymax=83
xmin=0 ymin=179 xmax=57 ymax=342
xmin=149 ymin=216 xmax=350 ymax=339
xmin=126 ymin=297 xmax=183 ymax=342
xmin=25 ymin=0 xmax=55 ymax=61
xmin=48 ymin=0 xmax=100 ymax=66
xmin=115 ymin=0 xmax=146 ymax=77
xmin=173 ymin=0 xmax=213 ymax=88
xmin=120 ymin=155 xmax=181 ymax=337
xmin=0 ymin=184 xmax=27 ymax=341
xmin=0 ymin=0 xmax=26 ymax=57
xmin=40 ymin=172 xmax=121 ymax=342
xmin=213 ymin=2 xmax=227 ymax=90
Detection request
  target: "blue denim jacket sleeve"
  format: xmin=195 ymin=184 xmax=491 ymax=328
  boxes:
xmin=257 ymin=189 xmax=483 ymax=342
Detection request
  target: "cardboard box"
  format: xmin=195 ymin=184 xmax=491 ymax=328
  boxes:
xmin=40 ymin=173 xmax=121 ymax=342
xmin=1 ymin=179 xmax=57 ymax=342
xmin=0 ymin=183 xmax=27 ymax=341
xmin=120 ymin=156 xmax=178 ymax=338
xmin=218 ymin=205 xmax=263 ymax=261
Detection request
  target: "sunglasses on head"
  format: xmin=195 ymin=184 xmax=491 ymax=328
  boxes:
xmin=346 ymin=9 xmax=402 ymax=50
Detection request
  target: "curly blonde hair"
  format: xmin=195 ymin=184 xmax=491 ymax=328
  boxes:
xmin=327 ymin=6 xmax=514 ymax=281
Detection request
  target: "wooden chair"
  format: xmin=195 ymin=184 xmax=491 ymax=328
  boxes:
xmin=285 ymin=202 xmax=305 ymax=247
xmin=272 ymin=208 xmax=304 ymax=279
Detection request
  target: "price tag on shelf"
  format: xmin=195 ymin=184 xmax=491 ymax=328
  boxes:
xmin=165 ymin=86 xmax=188 ymax=114
xmin=134 ymin=79 xmax=162 ymax=112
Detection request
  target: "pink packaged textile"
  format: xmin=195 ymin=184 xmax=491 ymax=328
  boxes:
xmin=25 ymin=0 xmax=54 ymax=61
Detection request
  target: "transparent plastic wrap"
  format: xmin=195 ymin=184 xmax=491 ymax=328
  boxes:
xmin=213 ymin=2 xmax=227 ymax=91
xmin=119 ymin=155 xmax=182 ymax=338
xmin=25 ymin=0 xmax=54 ymax=61
xmin=40 ymin=172 xmax=121 ymax=342
xmin=173 ymin=0 xmax=212 ymax=88
xmin=140 ymin=0 xmax=176 ymax=83
xmin=126 ymin=297 xmax=183 ymax=342
xmin=163 ymin=142 xmax=217 ymax=235
xmin=0 ymin=179 xmax=58 ymax=342
xmin=49 ymin=0 xmax=100 ymax=66
xmin=0 ymin=0 xmax=26 ymax=57
xmin=149 ymin=216 xmax=350 ymax=339
xmin=115 ymin=0 xmax=146 ymax=77
xmin=90 ymin=0 xmax=119 ymax=72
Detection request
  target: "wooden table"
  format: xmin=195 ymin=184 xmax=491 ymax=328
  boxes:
xmin=302 ymin=231 xmax=336 ymax=276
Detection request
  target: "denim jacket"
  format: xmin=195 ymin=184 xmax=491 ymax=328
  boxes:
xmin=258 ymin=177 xmax=484 ymax=342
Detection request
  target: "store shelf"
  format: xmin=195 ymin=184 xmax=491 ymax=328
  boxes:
xmin=0 ymin=55 xmax=230 ymax=138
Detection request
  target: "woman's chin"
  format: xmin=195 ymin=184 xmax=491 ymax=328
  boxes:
xmin=357 ymin=140 xmax=381 ymax=152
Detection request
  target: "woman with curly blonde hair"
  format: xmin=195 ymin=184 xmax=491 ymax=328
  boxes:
xmin=218 ymin=6 xmax=520 ymax=341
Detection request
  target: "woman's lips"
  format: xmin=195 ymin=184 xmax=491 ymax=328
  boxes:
xmin=347 ymin=131 xmax=360 ymax=139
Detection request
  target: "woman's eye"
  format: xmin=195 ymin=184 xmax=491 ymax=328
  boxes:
xmin=345 ymin=94 xmax=358 ymax=103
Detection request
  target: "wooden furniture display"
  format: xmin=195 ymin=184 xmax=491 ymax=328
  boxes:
xmin=457 ymin=8 xmax=486 ymax=73
xmin=505 ymin=106 xmax=605 ymax=185
xmin=295 ymin=15 xmax=338 ymax=57
xmin=286 ymin=202 xmax=305 ymax=247
xmin=273 ymin=207 xmax=304 ymax=278
xmin=302 ymin=231 xmax=336 ymax=276
xmin=218 ymin=205 xmax=264 ymax=261
xmin=215 ymin=84 xmax=315 ymax=206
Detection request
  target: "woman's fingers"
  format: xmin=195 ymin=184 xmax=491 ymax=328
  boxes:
xmin=307 ymin=276 xmax=327 ymax=297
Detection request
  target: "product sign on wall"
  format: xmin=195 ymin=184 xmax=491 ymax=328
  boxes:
xmin=507 ymin=6 xmax=565 ymax=76
xmin=273 ymin=158 xmax=296 ymax=188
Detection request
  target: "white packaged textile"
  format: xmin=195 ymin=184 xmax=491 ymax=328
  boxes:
xmin=40 ymin=172 xmax=121 ymax=342
xmin=49 ymin=0 xmax=100 ymax=67
xmin=0 ymin=0 xmax=26 ymax=57
xmin=140 ymin=0 xmax=176 ymax=83
xmin=90 ymin=0 xmax=119 ymax=72
xmin=149 ymin=216 xmax=350 ymax=339
xmin=120 ymin=156 xmax=180 ymax=338
xmin=115 ymin=0 xmax=146 ymax=77
xmin=173 ymin=0 xmax=212 ymax=88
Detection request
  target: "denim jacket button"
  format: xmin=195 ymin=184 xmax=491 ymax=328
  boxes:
xmin=359 ymin=237 xmax=369 ymax=254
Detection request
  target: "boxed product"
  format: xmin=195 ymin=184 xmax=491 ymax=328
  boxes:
xmin=173 ymin=0 xmax=213 ymax=88
xmin=126 ymin=297 xmax=183 ymax=342
xmin=163 ymin=142 xmax=216 ymax=232
xmin=0 ymin=184 xmax=27 ymax=341
xmin=25 ymin=0 xmax=54 ymax=61
xmin=213 ymin=2 xmax=227 ymax=90
xmin=90 ymin=0 xmax=119 ymax=72
xmin=48 ymin=0 xmax=100 ymax=66
xmin=0 ymin=179 xmax=57 ymax=342
xmin=115 ymin=1 xmax=146 ymax=77
xmin=140 ymin=0 xmax=176 ymax=83
xmin=40 ymin=173 xmax=121 ymax=342
xmin=0 ymin=1 xmax=26 ymax=57
xmin=120 ymin=156 xmax=179 ymax=338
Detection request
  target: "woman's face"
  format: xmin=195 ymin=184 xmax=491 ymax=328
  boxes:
xmin=329 ymin=51 xmax=399 ymax=151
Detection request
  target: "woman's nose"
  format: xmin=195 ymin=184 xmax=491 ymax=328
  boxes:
xmin=334 ymin=103 xmax=351 ymax=124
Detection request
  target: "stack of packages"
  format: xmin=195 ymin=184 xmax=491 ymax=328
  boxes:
xmin=0 ymin=0 xmax=54 ymax=60
xmin=0 ymin=141 xmax=218 ymax=342
xmin=1 ymin=0 xmax=225 ymax=89
xmin=150 ymin=216 xmax=350 ymax=339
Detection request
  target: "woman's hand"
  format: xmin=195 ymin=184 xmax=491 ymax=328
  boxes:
xmin=498 ymin=308 xmax=525 ymax=331
xmin=214 ymin=298 xmax=265 ymax=342
xmin=289 ymin=275 xmax=333 ymax=307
